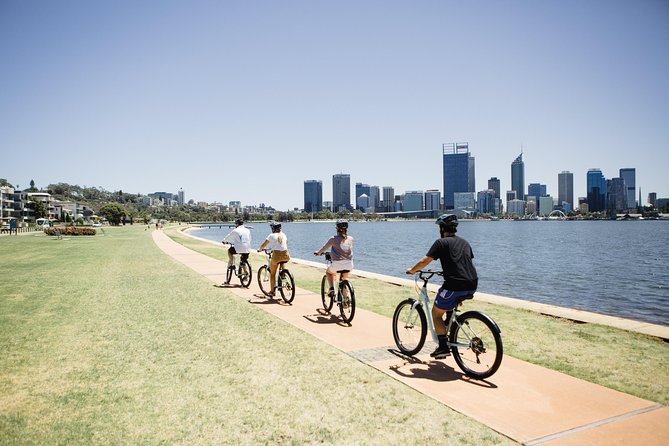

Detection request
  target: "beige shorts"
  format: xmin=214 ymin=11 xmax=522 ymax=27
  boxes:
xmin=327 ymin=259 xmax=353 ymax=274
xmin=271 ymin=250 xmax=290 ymax=267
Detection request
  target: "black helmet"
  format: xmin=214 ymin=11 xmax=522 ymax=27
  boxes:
xmin=270 ymin=222 xmax=281 ymax=230
xmin=235 ymin=218 xmax=244 ymax=226
xmin=435 ymin=214 xmax=458 ymax=227
xmin=336 ymin=219 xmax=348 ymax=229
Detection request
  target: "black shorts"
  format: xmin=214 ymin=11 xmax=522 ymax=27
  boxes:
xmin=228 ymin=246 xmax=249 ymax=260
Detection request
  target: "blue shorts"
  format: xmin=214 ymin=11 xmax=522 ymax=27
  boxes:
xmin=435 ymin=288 xmax=475 ymax=310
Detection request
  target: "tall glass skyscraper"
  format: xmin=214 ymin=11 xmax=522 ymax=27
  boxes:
xmin=332 ymin=174 xmax=351 ymax=211
xmin=619 ymin=168 xmax=636 ymax=209
xmin=558 ymin=171 xmax=574 ymax=209
xmin=443 ymin=143 xmax=473 ymax=210
xmin=511 ymin=152 xmax=524 ymax=202
xmin=487 ymin=177 xmax=501 ymax=198
xmin=587 ymin=169 xmax=606 ymax=212
xmin=303 ymin=180 xmax=322 ymax=213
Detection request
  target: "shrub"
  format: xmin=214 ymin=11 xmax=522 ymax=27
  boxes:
xmin=44 ymin=226 xmax=97 ymax=236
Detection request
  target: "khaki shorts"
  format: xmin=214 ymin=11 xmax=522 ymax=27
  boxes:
xmin=271 ymin=250 xmax=290 ymax=267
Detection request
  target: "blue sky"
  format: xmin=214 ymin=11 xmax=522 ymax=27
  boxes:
xmin=2 ymin=0 xmax=667 ymax=210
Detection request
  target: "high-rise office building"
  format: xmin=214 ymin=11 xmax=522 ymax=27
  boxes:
xmin=649 ymin=192 xmax=657 ymax=208
xmin=511 ymin=152 xmax=525 ymax=202
xmin=403 ymin=191 xmax=424 ymax=212
xmin=619 ymin=168 xmax=636 ymax=209
xmin=381 ymin=186 xmax=394 ymax=212
xmin=369 ymin=186 xmax=380 ymax=211
xmin=477 ymin=190 xmax=496 ymax=214
xmin=443 ymin=142 xmax=473 ymax=209
xmin=304 ymin=180 xmax=323 ymax=213
xmin=333 ymin=174 xmax=351 ymax=211
xmin=488 ymin=177 xmax=500 ymax=198
xmin=527 ymin=183 xmax=546 ymax=207
xmin=355 ymin=183 xmax=371 ymax=211
xmin=558 ymin=171 xmax=574 ymax=210
xmin=424 ymin=190 xmax=441 ymax=211
xmin=587 ymin=169 xmax=606 ymax=212
xmin=607 ymin=177 xmax=627 ymax=215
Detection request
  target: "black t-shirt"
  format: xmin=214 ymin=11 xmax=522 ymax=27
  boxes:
xmin=426 ymin=236 xmax=478 ymax=291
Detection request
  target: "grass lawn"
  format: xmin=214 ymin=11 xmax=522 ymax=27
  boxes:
xmin=1 ymin=226 xmax=515 ymax=445
xmin=168 ymin=225 xmax=669 ymax=407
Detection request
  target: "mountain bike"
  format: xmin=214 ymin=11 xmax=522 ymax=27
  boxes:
xmin=317 ymin=252 xmax=355 ymax=324
xmin=223 ymin=243 xmax=252 ymax=288
xmin=392 ymin=270 xmax=503 ymax=380
xmin=257 ymin=249 xmax=295 ymax=304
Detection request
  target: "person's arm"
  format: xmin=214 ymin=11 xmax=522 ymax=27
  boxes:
xmin=257 ymin=239 xmax=269 ymax=252
xmin=406 ymin=256 xmax=433 ymax=275
xmin=314 ymin=239 xmax=333 ymax=256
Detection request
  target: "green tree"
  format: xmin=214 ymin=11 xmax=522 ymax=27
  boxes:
xmin=98 ymin=203 xmax=127 ymax=226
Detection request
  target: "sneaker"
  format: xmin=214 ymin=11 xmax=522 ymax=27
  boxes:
xmin=430 ymin=345 xmax=450 ymax=359
xmin=328 ymin=288 xmax=335 ymax=298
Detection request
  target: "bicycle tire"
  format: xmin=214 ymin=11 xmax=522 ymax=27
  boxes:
xmin=239 ymin=260 xmax=252 ymax=288
xmin=226 ymin=265 xmax=233 ymax=284
xmin=450 ymin=311 xmax=503 ymax=380
xmin=320 ymin=275 xmax=333 ymax=312
xmin=278 ymin=269 xmax=295 ymax=304
xmin=392 ymin=299 xmax=427 ymax=356
xmin=338 ymin=280 xmax=355 ymax=324
xmin=257 ymin=265 xmax=272 ymax=297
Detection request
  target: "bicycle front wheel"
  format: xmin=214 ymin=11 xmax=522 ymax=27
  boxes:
xmin=338 ymin=280 xmax=355 ymax=324
xmin=226 ymin=265 xmax=233 ymax=284
xmin=450 ymin=311 xmax=503 ymax=380
xmin=320 ymin=275 xmax=333 ymax=312
xmin=257 ymin=265 xmax=272 ymax=297
xmin=278 ymin=269 xmax=295 ymax=304
xmin=392 ymin=299 xmax=427 ymax=356
xmin=239 ymin=260 xmax=252 ymax=288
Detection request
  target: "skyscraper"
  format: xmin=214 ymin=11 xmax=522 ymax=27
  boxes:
xmin=511 ymin=152 xmax=525 ymax=202
xmin=587 ymin=169 xmax=606 ymax=212
xmin=619 ymin=168 xmax=636 ymax=209
xmin=355 ymin=183 xmax=371 ymax=211
xmin=333 ymin=174 xmax=351 ymax=211
xmin=527 ymin=183 xmax=546 ymax=206
xmin=424 ymin=190 xmax=441 ymax=211
xmin=488 ymin=177 xmax=501 ymax=198
xmin=558 ymin=171 xmax=574 ymax=209
xmin=443 ymin=142 xmax=473 ymax=209
xmin=382 ymin=186 xmax=394 ymax=212
xmin=303 ymin=180 xmax=322 ymax=213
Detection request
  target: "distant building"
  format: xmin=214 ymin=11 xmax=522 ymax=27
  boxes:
xmin=403 ymin=191 xmax=424 ymax=212
xmin=355 ymin=183 xmax=371 ymax=211
xmin=304 ymin=180 xmax=323 ymax=213
xmin=619 ymin=168 xmax=636 ymax=210
xmin=424 ymin=190 xmax=441 ymax=211
xmin=333 ymin=174 xmax=351 ymax=211
xmin=454 ymin=192 xmax=476 ymax=214
xmin=511 ymin=152 xmax=525 ymax=202
xmin=587 ymin=169 xmax=606 ymax=212
xmin=381 ymin=186 xmax=394 ymax=212
xmin=606 ymin=177 xmax=627 ymax=216
xmin=177 ymin=188 xmax=185 ymax=206
xmin=507 ymin=199 xmax=526 ymax=216
xmin=558 ymin=171 xmax=574 ymax=211
xmin=648 ymin=192 xmax=657 ymax=208
xmin=506 ymin=190 xmax=517 ymax=204
xmin=527 ymin=183 xmax=547 ymax=206
xmin=443 ymin=143 xmax=474 ymax=209
xmin=477 ymin=190 xmax=496 ymax=214
xmin=488 ymin=177 xmax=501 ymax=198
xmin=538 ymin=196 xmax=554 ymax=216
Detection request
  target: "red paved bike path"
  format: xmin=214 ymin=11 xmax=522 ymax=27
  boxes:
xmin=153 ymin=230 xmax=668 ymax=445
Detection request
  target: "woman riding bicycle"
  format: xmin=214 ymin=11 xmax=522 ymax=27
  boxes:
xmin=257 ymin=222 xmax=290 ymax=297
xmin=314 ymin=219 xmax=354 ymax=298
xmin=406 ymin=214 xmax=478 ymax=359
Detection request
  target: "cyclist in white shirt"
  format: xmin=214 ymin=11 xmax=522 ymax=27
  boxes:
xmin=222 ymin=218 xmax=252 ymax=284
xmin=257 ymin=222 xmax=291 ymax=297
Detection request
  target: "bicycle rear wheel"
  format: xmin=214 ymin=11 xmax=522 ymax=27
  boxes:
xmin=392 ymin=299 xmax=427 ymax=356
xmin=450 ymin=311 xmax=503 ymax=380
xmin=257 ymin=265 xmax=272 ymax=297
xmin=278 ymin=269 xmax=295 ymax=304
xmin=320 ymin=275 xmax=333 ymax=312
xmin=338 ymin=280 xmax=355 ymax=324
xmin=239 ymin=260 xmax=252 ymax=288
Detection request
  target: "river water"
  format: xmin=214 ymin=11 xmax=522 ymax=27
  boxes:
xmin=191 ymin=220 xmax=669 ymax=326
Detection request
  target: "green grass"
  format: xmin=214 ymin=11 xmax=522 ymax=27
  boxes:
xmin=1 ymin=226 xmax=515 ymax=445
xmin=168 ymin=226 xmax=669 ymax=406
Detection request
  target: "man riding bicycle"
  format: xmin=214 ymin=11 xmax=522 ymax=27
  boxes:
xmin=222 ymin=218 xmax=252 ymax=285
xmin=406 ymin=214 xmax=478 ymax=359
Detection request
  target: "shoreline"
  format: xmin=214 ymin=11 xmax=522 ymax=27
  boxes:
xmin=180 ymin=226 xmax=668 ymax=340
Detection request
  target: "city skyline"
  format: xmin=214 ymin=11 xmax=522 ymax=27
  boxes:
xmin=2 ymin=1 xmax=667 ymax=210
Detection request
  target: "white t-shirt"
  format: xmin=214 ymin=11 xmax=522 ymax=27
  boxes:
xmin=223 ymin=225 xmax=251 ymax=253
xmin=264 ymin=232 xmax=288 ymax=251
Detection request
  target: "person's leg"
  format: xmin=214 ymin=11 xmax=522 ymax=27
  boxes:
xmin=326 ymin=271 xmax=336 ymax=295
xmin=269 ymin=262 xmax=278 ymax=295
xmin=431 ymin=290 xmax=453 ymax=358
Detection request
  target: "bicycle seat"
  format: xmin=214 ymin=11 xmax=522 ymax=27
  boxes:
xmin=456 ymin=294 xmax=474 ymax=304
xmin=278 ymin=261 xmax=289 ymax=265
xmin=336 ymin=269 xmax=350 ymax=273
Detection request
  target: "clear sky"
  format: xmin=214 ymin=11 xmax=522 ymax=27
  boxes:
xmin=2 ymin=0 xmax=668 ymax=210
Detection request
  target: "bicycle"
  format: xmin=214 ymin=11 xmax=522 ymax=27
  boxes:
xmin=317 ymin=252 xmax=355 ymax=324
xmin=223 ymin=243 xmax=252 ymax=288
xmin=257 ymin=249 xmax=295 ymax=304
xmin=392 ymin=270 xmax=503 ymax=380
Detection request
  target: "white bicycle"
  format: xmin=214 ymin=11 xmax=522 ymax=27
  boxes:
xmin=392 ymin=270 xmax=503 ymax=380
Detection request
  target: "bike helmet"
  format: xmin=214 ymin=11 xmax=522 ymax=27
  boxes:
xmin=235 ymin=218 xmax=244 ymax=226
xmin=435 ymin=214 xmax=458 ymax=227
xmin=270 ymin=222 xmax=281 ymax=230
xmin=336 ymin=219 xmax=348 ymax=229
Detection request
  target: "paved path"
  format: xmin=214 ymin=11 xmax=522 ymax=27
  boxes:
xmin=153 ymin=229 xmax=668 ymax=445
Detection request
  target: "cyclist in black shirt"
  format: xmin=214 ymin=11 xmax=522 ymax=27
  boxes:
xmin=406 ymin=214 xmax=478 ymax=359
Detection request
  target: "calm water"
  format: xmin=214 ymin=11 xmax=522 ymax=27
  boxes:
xmin=192 ymin=220 xmax=669 ymax=326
